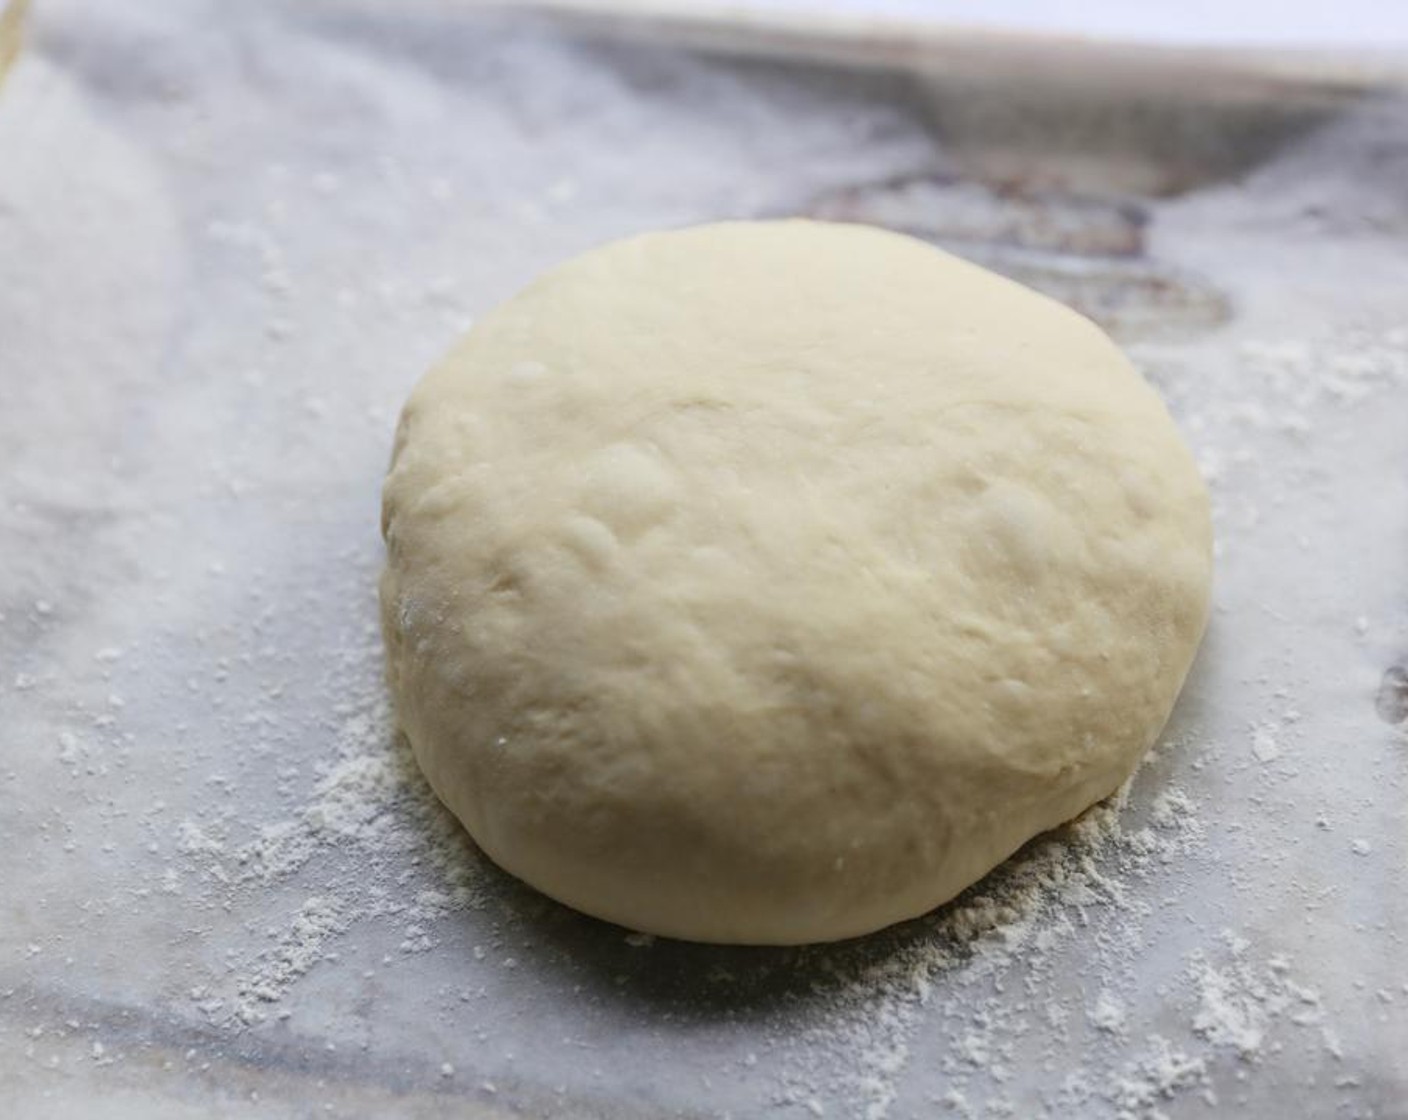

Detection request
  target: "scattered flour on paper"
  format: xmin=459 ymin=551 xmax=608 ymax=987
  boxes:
xmin=7 ymin=175 xmax=1400 ymax=1120
xmin=171 ymin=690 xmax=489 ymax=1026
xmin=107 ymin=321 xmax=1390 ymax=1117
xmin=161 ymin=684 xmax=1340 ymax=1118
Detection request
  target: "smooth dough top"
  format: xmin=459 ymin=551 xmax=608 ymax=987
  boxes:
xmin=380 ymin=220 xmax=1212 ymax=945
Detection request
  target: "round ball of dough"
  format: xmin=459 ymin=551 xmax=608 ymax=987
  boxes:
xmin=380 ymin=220 xmax=1212 ymax=945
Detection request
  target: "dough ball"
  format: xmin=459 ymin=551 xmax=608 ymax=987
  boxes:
xmin=379 ymin=220 xmax=1212 ymax=945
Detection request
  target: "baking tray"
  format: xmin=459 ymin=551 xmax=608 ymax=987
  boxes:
xmin=2 ymin=1 xmax=1405 ymax=1116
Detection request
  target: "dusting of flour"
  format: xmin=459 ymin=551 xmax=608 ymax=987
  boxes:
xmin=140 ymin=325 xmax=1405 ymax=1117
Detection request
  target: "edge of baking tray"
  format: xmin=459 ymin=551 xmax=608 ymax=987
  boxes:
xmin=500 ymin=0 xmax=1408 ymax=95
xmin=0 ymin=0 xmax=31 ymax=85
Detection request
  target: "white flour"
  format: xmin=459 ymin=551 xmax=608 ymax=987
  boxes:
xmin=132 ymin=327 xmax=1402 ymax=1118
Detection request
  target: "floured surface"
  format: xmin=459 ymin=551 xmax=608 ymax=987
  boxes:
xmin=0 ymin=2 xmax=1404 ymax=1117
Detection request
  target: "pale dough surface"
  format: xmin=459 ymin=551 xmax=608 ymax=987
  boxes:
xmin=380 ymin=220 xmax=1212 ymax=945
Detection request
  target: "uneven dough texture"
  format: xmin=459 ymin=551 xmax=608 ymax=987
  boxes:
xmin=380 ymin=220 xmax=1212 ymax=944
